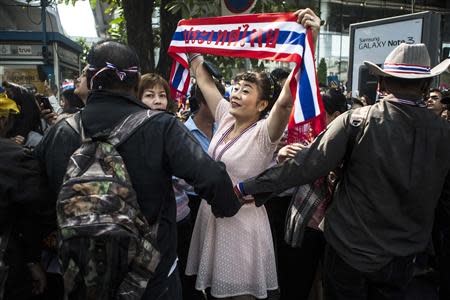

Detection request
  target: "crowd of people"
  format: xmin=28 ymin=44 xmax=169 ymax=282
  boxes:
xmin=0 ymin=7 xmax=449 ymax=300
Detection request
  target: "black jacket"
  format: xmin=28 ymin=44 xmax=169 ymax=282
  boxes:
xmin=34 ymin=90 xmax=241 ymax=297
xmin=0 ymin=138 xmax=48 ymax=262
xmin=0 ymin=138 xmax=50 ymax=298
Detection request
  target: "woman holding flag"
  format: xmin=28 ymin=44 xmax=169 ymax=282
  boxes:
xmin=184 ymin=9 xmax=321 ymax=299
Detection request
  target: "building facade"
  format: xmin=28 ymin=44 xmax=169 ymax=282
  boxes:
xmin=0 ymin=0 xmax=82 ymax=94
xmin=298 ymin=0 xmax=450 ymax=85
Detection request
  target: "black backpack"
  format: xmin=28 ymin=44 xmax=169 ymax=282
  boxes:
xmin=58 ymin=110 xmax=161 ymax=300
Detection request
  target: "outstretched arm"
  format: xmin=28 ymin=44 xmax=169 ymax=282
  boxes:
xmin=189 ymin=55 xmax=222 ymax=120
xmin=241 ymin=112 xmax=352 ymax=206
xmin=164 ymin=117 xmax=241 ymax=217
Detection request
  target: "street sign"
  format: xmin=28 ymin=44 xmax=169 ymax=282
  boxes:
xmin=222 ymin=0 xmax=256 ymax=15
xmin=17 ymin=45 xmax=33 ymax=55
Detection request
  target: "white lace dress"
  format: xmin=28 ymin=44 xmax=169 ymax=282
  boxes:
xmin=185 ymin=99 xmax=279 ymax=299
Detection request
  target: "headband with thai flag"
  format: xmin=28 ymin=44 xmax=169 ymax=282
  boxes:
xmin=168 ymin=12 xmax=325 ymax=130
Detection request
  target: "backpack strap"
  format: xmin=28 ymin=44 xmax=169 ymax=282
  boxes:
xmin=108 ymin=109 xmax=164 ymax=233
xmin=64 ymin=112 xmax=91 ymax=143
xmin=65 ymin=112 xmax=81 ymax=136
xmin=108 ymin=110 xmax=162 ymax=147
xmin=345 ymin=105 xmax=372 ymax=161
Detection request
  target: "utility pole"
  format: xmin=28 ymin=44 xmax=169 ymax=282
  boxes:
xmin=41 ymin=0 xmax=49 ymax=64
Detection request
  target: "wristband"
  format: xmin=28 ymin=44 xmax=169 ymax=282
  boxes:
xmin=188 ymin=53 xmax=202 ymax=63
xmin=234 ymin=183 xmax=254 ymax=205
xmin=236 ymin=182 xmax=246 ymax=196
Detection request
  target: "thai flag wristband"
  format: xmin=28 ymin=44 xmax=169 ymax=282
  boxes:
xmin=234 ymin=182 xmax=254 ymax=204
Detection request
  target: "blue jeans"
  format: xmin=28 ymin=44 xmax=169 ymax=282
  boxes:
xmin=323 ymin=245 xmax=415 ymax=300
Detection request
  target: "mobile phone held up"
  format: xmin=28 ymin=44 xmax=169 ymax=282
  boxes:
xmin=36 ymin=95 xmax=53 ymax=112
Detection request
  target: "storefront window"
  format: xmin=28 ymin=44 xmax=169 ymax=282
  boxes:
xmin=0 ymin=65 xmax=46 ymax=93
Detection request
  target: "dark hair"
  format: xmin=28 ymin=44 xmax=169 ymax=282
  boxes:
xmin=61 ymin=89 xmax=85 ymax=113
xmin=429 ymin=88 xmax=442 ymax=95
xmin=188 ymin=85 xmax=198 ymax=113
xmin=86 ymin=40 xmax=140 ymax=91
xmin=351 ymin=98 xmax=365 ymax=108
xmin=382 ymin=77 xmax=432 ymax=97
xmin=234 ymin=71 xmax=281 ymax=118
xmin=430 ymin=88 xmax=450 ymax=105
xmin=2 ymin=81 xmax=41 ymax=138
xmin=189 ymin=80 xmax=225 ymax=113
xmin=441 ymin=89 xmax=450 ymax=103
xmin=321 ymin=88 xmax=348 ymax=116
xmin=138 ymin=73 xmax=175 ymax=113
xmin=270 ymin=68 xmax=290 ymax=82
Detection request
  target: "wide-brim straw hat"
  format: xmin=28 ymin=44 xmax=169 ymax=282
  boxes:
xmin=364 ymin=43 xmax=450 ymax=79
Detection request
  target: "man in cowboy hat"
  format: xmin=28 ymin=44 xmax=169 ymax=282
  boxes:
xmin=234 ymin=43 xmax=450 ymax=299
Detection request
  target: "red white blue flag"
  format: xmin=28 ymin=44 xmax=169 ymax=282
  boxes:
xmin=168 ymin=12 xmax=324 ymax=129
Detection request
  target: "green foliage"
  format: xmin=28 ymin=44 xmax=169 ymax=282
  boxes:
xmin=106 ymin=5 xmax=127 ymax=43
xmin=318 ymin=58 xmax=327 ymax=86
xmin=61 ymin=0 xmax=127 ymax=42
xmin=61 ymin=0 xmax=79 ymax=5
xmin=252 ymin=0 xmax=296 ymax=13
xmin=166 ymin=0 xmax=221 ymax=19
xmin=89 ymin=0 xmax=97 ymax=9
xmin=75 ymin=37 xmax=90 ymax=65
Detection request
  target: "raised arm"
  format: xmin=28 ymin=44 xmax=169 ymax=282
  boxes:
xmin=295 ymin=8 xmax=321 ymax=49
xmin=189 ymin=55 xmax=222 ymax=120
xmin=266 ymin=78 xmax=294 ymax=142
xmin=265 ymin=8 xmax=321 ymax=142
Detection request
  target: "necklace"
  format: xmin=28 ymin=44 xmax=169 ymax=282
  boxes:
xmin=212 ymin=122 xmax=258 ymax=161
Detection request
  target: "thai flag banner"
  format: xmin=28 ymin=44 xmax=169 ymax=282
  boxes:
xmin=168 ymin=12 xmax=325 ymax=136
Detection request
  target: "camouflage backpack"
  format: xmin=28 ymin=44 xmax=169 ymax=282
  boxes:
xmin=57 ymin=109 xmax=161 ymax=300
